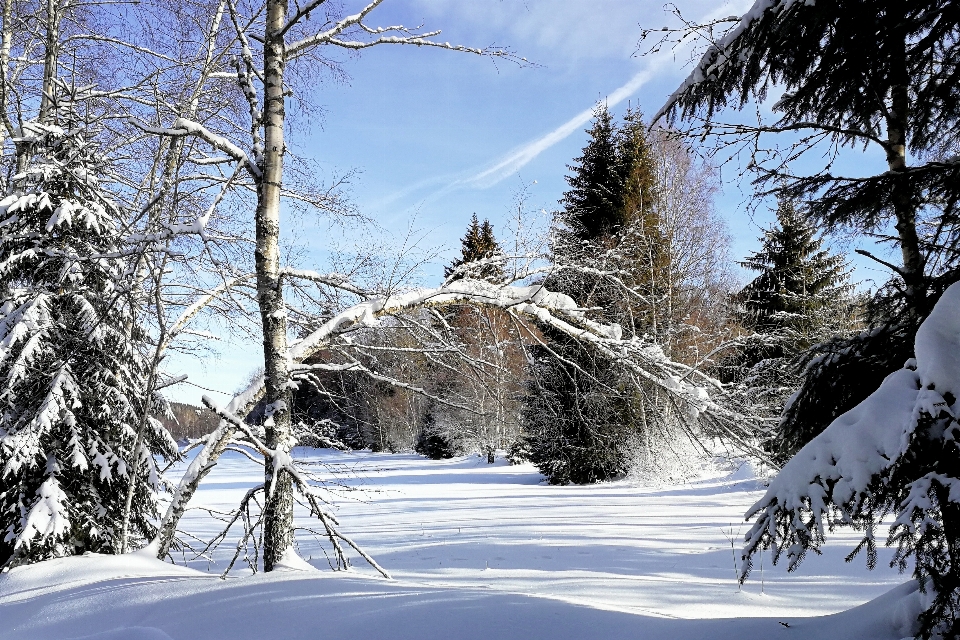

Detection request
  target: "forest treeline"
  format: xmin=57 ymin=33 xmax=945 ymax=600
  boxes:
xmin=287 ymin=106 xmax=859 ymax=486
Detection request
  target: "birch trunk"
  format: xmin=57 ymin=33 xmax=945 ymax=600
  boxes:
xmin=258 ymin=0 xmax=294 ymax=572
xmin=0 ymin=0 xmax=14 ymax=143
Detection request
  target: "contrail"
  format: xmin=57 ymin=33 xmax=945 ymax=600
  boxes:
xmin=370 ymin=56 xmax=670 ymax=213
xmin=462 ymin=63 xmax=659 ymax=189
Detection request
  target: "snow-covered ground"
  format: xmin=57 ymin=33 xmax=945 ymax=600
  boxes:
xmin=0 ymin=451 xmax=924 ymax=640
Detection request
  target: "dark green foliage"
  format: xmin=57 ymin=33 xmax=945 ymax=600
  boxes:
xmin=778 ymin=321 xmax=914 ymax=458
xmin=445 ymin=213 xmax=504 ymax=282
xmin=415 ymin=417 xmax=458 ymax=461
xmin=559 ymin=107 xmax=624 ymax=241
xmin=660 ymin=1 xmax=960 ymax=257
xmin=739 ymin=196 xmax=851 ymax=338
xmin=506 ymin=436 xmax=530 ymax=465
xmin=658 ymin=2 xmax=960 ymax=633
xmin=522 ymin=340 xmax=632 ymax=485
xmin=0 ymin=124 xmax=176 ymax=567
xmin=287 ymin=365 xmax=378 ymax=451
xmin=887 ymin=406 xmax=960 ymax=640
xmin=730 ymin=195 xmax=855 ymax=456
xmin=522 ymin=107 xmax=661 ymax=484
xmin=658 ymin=0 xmax=960 ymax=320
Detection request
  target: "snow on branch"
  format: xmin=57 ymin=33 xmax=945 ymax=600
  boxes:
xmin=158 ymin=275 xmax=760 ymax=562
xmin=128 ymin=118 xmax=261 ymax=178
xmin=161 ymin=273 xmax=256 ymax=352
xmin=197 ymin=395 xmax=391 ymax=578
xmin=653 ymin=0 xmax=796 ymax=123
xmin=279 ymin=268 xmax=369 ymax=298
xmin=284 ymin=0 xmax=517 ymax=61
xmin=740 ymin=282 xmax=960 ymax=591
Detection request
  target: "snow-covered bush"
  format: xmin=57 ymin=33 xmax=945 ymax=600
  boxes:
xmin=0 ymin=124 xmax=177 ymax=568
xmin=741 ymin=282 xmax=960 ymax=639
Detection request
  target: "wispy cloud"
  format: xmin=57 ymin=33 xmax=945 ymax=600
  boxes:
xmin=368 ymin=56 xmax=671 ymax=215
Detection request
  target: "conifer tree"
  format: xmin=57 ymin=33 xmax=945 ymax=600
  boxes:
xmin=654 ymin=3 xmax=960 ymax=633
xmin=441 ymin=215 xmax=523 ymax=462
xmin=733 ymin=195 xmax=856 ymax=457
xmin=740 ymin=196 xmax=851 ymax=340
xmin=654 ymin=0 xmax=960 ymax=464
xmin=0 ymin=124 xmax=177 ymax=568
xmin=524 ymin=106 xmax=661 ymax=484
xmin=444 ymin=214 xmax=504 ymax=282
xmin=559 ymin=106 xmax=624 ymax=241
xmin=738 ymin=196 xmax=855 ymax=375
xmin=615 ymin=108 xmax=668 ymax=338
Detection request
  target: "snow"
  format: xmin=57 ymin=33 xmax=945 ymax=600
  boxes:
xmin=654 ymin=0 xmax=809 ymax=122
xmin=0 ymin=450 xmax=916 ymax=640
xmin=744 ymin=280 xmax=960 ymax=567
xmin=914 ymin=280 xmax=960 ymax=399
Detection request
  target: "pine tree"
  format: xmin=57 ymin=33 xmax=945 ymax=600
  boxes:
xmin=441 ymin=216 xmax=523 ymax=462
xmin=522 ymin=344 xmax=634 ymax=484
xmin=0 ymin=124 xmax=177 ymax=568
xmin=615 ymin=107 xmax=668 ymax=339
xmin=414 ymin=403 xmax=457 ymax=460
xmin=444 ymin=214 xmax=504 ymax=282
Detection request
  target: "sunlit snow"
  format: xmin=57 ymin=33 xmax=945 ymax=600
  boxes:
xmin=0 ymin=451 xmax=920 ymax=640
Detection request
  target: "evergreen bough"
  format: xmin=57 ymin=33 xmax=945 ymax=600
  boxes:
xmin=0 ymin=124 xmax=176 ymax=568
xmin=655 ymin=1 xmax=960 ymax=634
xmin=656 ymin=0 xmax=960 ymax=457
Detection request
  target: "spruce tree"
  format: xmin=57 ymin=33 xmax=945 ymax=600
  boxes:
xmin=414 ymin=404 xmax=457 ymax=460
xmin=739 ymin=196 xmax=851 ymax=340
xmin=733 ymin=196 xmax=855 ymax=457
xmin=656 ymin=0 xmax=960 ymax=462
xmin=0 ymin=124 xmax=176 ymax=567
xmin=559 ymin=106 xmax=623 ymax=241
xmin=615 ymin=107 xmax=667 ymax=339
xmin=655 ymin=3 xmax=960 ymax=632
xmin=444 ymin=214 xmax=504 ymax=282
xmin=524 ymin=106 xmax=660 ymax=485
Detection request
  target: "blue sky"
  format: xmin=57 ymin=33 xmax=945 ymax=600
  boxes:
xmin=165 ymin=0 xmax=891 ymax=405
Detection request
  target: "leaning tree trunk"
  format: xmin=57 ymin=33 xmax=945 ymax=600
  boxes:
xmin=258 ymin=0 xmax=294 ymax=572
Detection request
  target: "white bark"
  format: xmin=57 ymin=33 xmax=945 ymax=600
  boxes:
xmin=257 ymin=0 xmax=294 ymax=573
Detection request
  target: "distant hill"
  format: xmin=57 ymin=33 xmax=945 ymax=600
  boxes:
xmin=158 ymin=402 xmax=220 ymax=441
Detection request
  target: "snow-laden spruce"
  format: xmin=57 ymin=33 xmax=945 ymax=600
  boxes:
xmin=741 ymin=281 xmax=960 ymax=638
xmin=0 ymin=124 xmax=177 ymax=568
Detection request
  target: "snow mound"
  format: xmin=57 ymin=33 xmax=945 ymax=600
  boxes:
xmin=0 ymin=551 xmax=209 ymax=603
xmin=0 ymin=551 xmax=917 ymax=640
xmin=1 ymin=450 xmax=915 ymax=640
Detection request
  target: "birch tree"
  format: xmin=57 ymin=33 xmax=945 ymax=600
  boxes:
xmin=135 ymin=0 xmax=519 ymax=571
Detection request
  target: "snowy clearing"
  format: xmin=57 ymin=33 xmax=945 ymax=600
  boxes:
xmin=0 ymin=451 xmax=923 ymax=640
